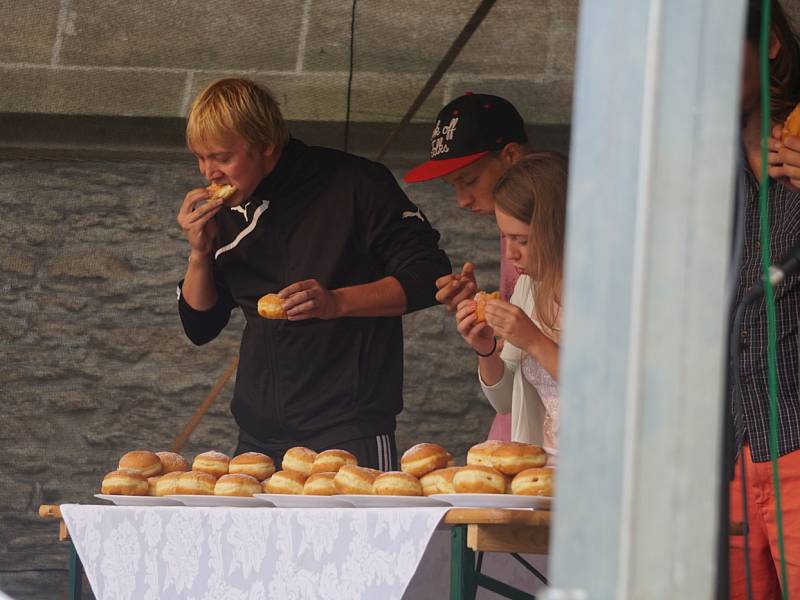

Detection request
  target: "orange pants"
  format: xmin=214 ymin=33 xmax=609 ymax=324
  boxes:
xmin=730 ymin=443 xmax=800 ymax=599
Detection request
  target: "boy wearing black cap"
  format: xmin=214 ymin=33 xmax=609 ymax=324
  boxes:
xmin=404 ymin=92 xmax=532 ymax=441
xmin=404 ymin=92 xmax=532 ymax=311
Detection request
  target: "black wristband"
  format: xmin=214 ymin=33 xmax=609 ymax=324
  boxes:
xmin=475 ymin=338 xmax=497 ymax=358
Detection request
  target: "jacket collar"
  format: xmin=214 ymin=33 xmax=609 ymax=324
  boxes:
xmin=253 ymin=137 xmax=306 ymax=200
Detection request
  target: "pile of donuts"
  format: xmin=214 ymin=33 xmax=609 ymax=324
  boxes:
xmin=410 ymin=441 xmax=554 ymax=497
xmin=100 ymin=440 xmax=553 ymax=498
xmin=101 ymin=450 xmax=275 ymax=497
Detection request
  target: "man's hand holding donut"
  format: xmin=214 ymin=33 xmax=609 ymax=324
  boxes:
xmin=436 ymin=262 xmax=478 ymax=312
xmin=177 ymin=188 xmax=224 ymax=257
xmin=280 ymin=279 xmax=341 ymax=321
xmin=769 ymin=123 xmax=800 ymax=192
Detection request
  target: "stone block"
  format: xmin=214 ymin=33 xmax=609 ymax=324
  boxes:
xmin=303 ymin=1 xmax=550 ymax=77
xmin=0 ymin=65 xmax=186 ymax=116
xmin=0 ymin=1 xmax=60 ymax=64
xmin=59 ymin=0 xmax=303 ymax=71
xmin=22 ymin=223 xmax=53 ymax=246
xmin=46 ymin=387 xmax=103 ymax=413
xmin=548 ymin=1 xmax=579 ymax=76
xmin=450 ymin=1 xmax=552 ymax=77
xmin=0 ymin=247 xmax=36 ymax=277
xmin=0 ymin=315 xmax=29 ymax=341
xmin=46 ymin=249 xmax=132 ymax=280
xmin=0 ymin=567 xmax=69 ymax=600
xmin=349 ymin=72 xmax=445 ymax=123
xmin=304 ymin=0 xmax=467 ymax=73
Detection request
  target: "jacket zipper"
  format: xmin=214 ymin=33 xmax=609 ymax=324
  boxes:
xmin=271 ymin=229 xmax=288 ymax=437
xmin=264 ymin=323 xmax=281 ymax=434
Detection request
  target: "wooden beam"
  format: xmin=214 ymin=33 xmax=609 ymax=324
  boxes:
xmin=444 ymin=507 xmax=551 ymax=527
xmin=38 ymin=504 xmax=62 ymax=519
xmin=170 ymin=354 xmax=239 ymax=453
xmin=467 ymin=523 xmax=549 ymax=554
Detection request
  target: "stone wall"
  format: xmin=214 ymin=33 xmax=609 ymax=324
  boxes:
xmin=1 ymin=0 xmax=577 ymax=125
xmin=0 ymin=150 xmax=531 ymax=598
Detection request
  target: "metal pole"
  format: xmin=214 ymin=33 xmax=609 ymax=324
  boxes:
xmin=546 ymin=0 xmax=747 ymax=597
xmin=68 ymin=542 xmax=83 ymax=600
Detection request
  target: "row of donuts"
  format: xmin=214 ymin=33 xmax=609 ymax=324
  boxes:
xmin=266 ymin=440 xmax=555 ymax=497
xmin=100 ymin=450 xmax=276 ymax=497
xmin=100 ymin=440 xmax=554 ymax=498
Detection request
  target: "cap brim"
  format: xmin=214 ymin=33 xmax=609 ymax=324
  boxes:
xmin=403 ymin=151 xmax=489 ymax=183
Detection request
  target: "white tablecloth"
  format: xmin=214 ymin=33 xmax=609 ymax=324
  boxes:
xmin=61 ymin=504 xmax=547 ymax=600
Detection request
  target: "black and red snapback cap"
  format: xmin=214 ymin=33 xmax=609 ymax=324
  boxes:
xmin=403 ymin=92 xmax=527 ymax=183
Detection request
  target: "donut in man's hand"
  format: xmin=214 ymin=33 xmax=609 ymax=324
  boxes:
xmin=258 ymin=293 xmax=287 ymax=319
xmin=207 ymin=182 xmax=237 ymax=204
xmin=783 ymin=103 xmax=800 ymax=139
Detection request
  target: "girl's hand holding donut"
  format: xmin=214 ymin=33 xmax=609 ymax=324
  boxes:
xmin=455 ymin=298 xmax=495 ymax=356
xmin=484 ymin=298 xmax=543 ymax=354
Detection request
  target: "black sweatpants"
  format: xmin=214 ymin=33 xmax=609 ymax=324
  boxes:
xmin=235 ymin=429 xmax=398 ymax=471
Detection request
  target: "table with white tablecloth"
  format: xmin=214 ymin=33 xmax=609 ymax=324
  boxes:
xmin=59 ymin=504 xmax=548 ymax=600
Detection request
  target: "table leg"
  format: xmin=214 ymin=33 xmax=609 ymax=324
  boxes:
xmin=450 ymin=525 xmax=477 ymax=600
xmin=510 ymin=553 xmax=548 ymax=586
xmin=68 ymin=541 xmax=83 ymax=600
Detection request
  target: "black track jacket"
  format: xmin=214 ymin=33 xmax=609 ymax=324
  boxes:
xmin=178 ymin=139 xmax=451 ymax=448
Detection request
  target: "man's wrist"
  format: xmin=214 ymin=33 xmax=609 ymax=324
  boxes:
xmin=329 ymin=288 xmax=346 ymax=319
xmin=188 ymin=250 xmax=212 ymax=266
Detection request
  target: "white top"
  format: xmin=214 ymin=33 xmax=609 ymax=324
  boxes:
xmin=479 ymin=275 xmax=549 ymax=448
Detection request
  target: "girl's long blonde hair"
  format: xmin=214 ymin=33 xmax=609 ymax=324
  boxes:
xmin=493 ymin=152 xmax=568 ymax=335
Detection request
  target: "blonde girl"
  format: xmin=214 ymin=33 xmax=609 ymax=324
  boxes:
xmin=455 ymin=152 xmax=567 ymax=452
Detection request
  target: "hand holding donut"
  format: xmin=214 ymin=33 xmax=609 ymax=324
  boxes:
xmin=177 ymin=187 xmax=223 ymax=257
xmin=455 ymin=298 xmax=495 ymax=356
xmin=768 ymin=119 xmax=800 ymax=192
xmin=484 ymin=298 xmax=543 ymax=354
xmin=435 ymin=262 xmax=478 ymax=312
xmin=280 ymin=279 xmax=341 ymax=321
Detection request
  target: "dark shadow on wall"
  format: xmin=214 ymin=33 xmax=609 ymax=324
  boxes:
xmin=0 ymin=113 xmax=570 ymax=165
